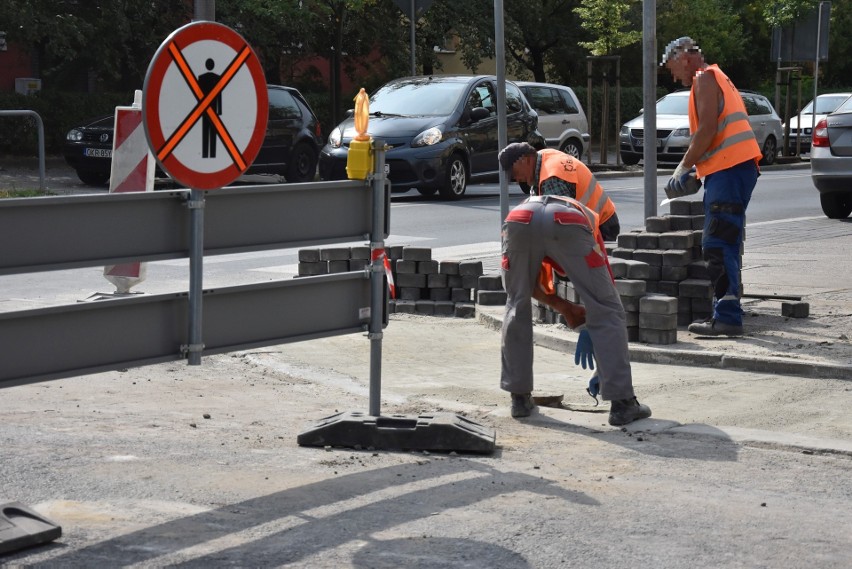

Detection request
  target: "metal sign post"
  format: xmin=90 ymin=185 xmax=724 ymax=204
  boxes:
xmin=143 ymin=21 xmax=268 ymax=365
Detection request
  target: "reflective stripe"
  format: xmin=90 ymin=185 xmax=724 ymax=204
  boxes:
xmin=553 ymin=210 xmax=589 ymax=226
xmin=716 ymin=111 xmax=750 ymax=132
xmin=506 ymin=209 xmax=534 ymax=223
xmin=701 ymin=129 xmax=758 ymax=162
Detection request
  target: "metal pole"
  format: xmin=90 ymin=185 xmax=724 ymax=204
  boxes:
xmin=642 ymin=0 xmax=657 ymax=219
xmin=187 ymin=190 xmax=205 ymax=365
xmin=812 ymin=1 xmax=826 ymax=138
xmin=495 ymin=0 xmax=508 ymax=225
xmin=587 ymin=58 xmax=593 ymax=165
xmin=368 ymin=140 xmax=388 ymax=417
xmin=410 ymin=0 xmax=416 ymax=76
xmin=193 ymin=0 xmax=214 ymax=21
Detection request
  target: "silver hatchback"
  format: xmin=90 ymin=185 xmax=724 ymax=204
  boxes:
xmin=810 ymin=94 xmax=852 ymax=219
xmin=516 ymin=81 xmax=590 ymax=160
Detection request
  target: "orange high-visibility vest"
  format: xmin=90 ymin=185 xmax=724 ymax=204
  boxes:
xmin=534 ymin=148 xmax=617 ymax=225
xmin=688 ymin=64 xmax=762 ymax=177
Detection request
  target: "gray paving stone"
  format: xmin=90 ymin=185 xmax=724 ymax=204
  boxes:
xmin=439 ymin=260 xmax=461 ymax=275
xmin=639 ymin=312 xmax=678 ymax=330
xmin=639 ymin=328 xmax=678 ymax=344
xmin=402 ymin=247 xmax=432 ymax=261
xmin=640 ymin=295 xmax=678 ymax=314
xmin=454 ymin=302 xmax=476 ymax=318
xmin=298 ymin=248 xmax=321 ymax=262
xmin=321 ymin=247 xmax=351 ymax=261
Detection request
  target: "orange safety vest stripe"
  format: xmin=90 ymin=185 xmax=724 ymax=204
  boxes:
xmin=534 ymin=149 xmax=617 ymax=223
xmin=688 ymin=65 xmax=762 ymax=177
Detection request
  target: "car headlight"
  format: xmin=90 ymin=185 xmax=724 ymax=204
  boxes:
xmin=328 ymin=127 xmax=342 ymax=149
xmin=66 ymin=129 xmax=83 ymax=142
xmin=620 ymin=126 xmax=630 ymax=136
xmin=671 ymin=128 xmax=690 ymax=137
xmin=412 ymin=126 xmax=442 ymax=147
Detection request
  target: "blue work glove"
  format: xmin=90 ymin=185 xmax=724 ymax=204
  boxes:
xmin=586 ymin=372 xmax=600 ymax=406
xmin=574 ymin=328 xmax=596 ymax=370
xmin=664 ymin=162 xmax=702 ymax=200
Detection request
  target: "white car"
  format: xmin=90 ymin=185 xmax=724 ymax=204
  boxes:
xmin=784 ymin=92 xmax=851 ymax=154
xmin=516 ymin=81 xmax=590 ymax=160
xmin=619 ymin=90 xmax=783 ymax=166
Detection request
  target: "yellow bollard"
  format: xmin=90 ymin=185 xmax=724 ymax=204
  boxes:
xmin=346 ymin=87 xmax=373 ymax=180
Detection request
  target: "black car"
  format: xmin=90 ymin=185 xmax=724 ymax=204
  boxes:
xmin=318 ymin=75 xmax=540 ymax=200
xmin=63 ymin=84 xmax=322 ymax=186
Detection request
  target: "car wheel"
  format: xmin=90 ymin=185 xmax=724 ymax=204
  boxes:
xmin=438 ymin=154 xmax=467 ymax=200
xmin=820 ymin=193 xmax=852 ymax=219
xmin=417 ymin=187 xmax=437 ymax=196
xmin=76 ymin=170 xmax=109 ymax=186
xmin=285 ymin=142 xmax=318 ymax=183
xmin=518 ymin=182 xmax=531 ymax=194
xmin=759 ymin=136 xmax=777 ymax=166
xmin=560 ymin=138 xmax=583 ymax=160
xmin=620 ymin=153 xmax=640 ymax=166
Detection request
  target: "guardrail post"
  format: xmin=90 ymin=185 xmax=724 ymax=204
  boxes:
xmin=368 ymin=140 xmax=388 ymax=417
xmin=186 ymin=189 xmax=205 ymax=365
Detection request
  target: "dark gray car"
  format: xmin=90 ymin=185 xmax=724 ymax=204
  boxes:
xmin=318 ymin=75 xmax=539 ymax=200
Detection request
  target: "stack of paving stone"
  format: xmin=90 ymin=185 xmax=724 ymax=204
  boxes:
xmin=611 ymin=199 xmax=716 ymax=327
xmin=296 ymin=246 xmax=482 ymax=318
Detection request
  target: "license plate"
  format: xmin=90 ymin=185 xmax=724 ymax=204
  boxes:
xmin=636 ymin=139 xmax=664 ymax=149
xmin=84 ymin=148 xmax=112 ymax=158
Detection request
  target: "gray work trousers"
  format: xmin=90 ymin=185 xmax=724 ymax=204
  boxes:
xmin=500 ymin=197 xmax=635 ymax=401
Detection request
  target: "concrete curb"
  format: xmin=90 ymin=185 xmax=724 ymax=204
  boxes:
xmin=476 ymin=307 xmax=852 ymax=381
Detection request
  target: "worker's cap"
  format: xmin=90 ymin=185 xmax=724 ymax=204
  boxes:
xmin=660 ymin=36 xmax=700 ymax=66
xmin=498 ymin=142 xmax=537 ymax=171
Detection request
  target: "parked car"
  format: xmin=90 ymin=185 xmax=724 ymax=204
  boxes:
xmin=63 ymin=84 xmax=322 ymax=186
xmin=619 ymin=90 xmax=782 ymax=166
xmin=810 ymin=94 xmax=852 ymax=219
xmin=318 ymin=75 xmax=540 ymax=200
xmin=515 ymin=81 xmax=590 ymax=159
xmin=784 ymin=92 xmax=851 ymax=154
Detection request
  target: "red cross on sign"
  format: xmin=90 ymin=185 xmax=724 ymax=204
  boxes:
xmin=143 ymin=21 xmax=268 ymax=190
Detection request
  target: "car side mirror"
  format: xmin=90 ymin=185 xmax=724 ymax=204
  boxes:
xmin=469 ymin=107 xmax=490 ymax=123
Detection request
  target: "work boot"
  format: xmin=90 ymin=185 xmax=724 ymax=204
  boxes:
xmin=511 ymin=393 xmax=536 ymax=418
xmin=688 ymin=318 xmax=744 ymax=337
xmin=608 ymin=397 xmax=652 ymax=426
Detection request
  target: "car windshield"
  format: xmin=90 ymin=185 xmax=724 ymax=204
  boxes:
xmin=835 ymin=96 xmax=852 ymax=114
xmin=370 ymin=80 xmax=467 ymax=116
xmin=801 ymin=95 xmax=850 ymax=114
xmin=656 ymin=95 xmax=689 ymax=115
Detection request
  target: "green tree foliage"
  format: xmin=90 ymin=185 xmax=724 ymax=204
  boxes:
xmin=762 ymin=0 xmax=819 ymax=27
xmin=574 ymin=0 xmax=641 ymax=56
xmin=0 ymin=0 xmax=192 ymax=92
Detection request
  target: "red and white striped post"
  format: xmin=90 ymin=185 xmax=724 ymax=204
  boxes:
xmin=103 ymin=90 xmax=156 ymax=293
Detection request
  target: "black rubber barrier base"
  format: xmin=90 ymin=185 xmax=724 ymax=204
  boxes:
xmin=0 ymin=502 xmax=62 ymax=555
xmin=297 ymin=411 xmax=496 ymax=454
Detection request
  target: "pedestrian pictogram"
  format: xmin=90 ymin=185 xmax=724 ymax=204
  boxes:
xmin=142 ymin=21 xmax=268 ymax=190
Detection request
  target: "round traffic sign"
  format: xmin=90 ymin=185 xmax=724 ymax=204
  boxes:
xmin=143 ymin=21 xmax=268 ymax=190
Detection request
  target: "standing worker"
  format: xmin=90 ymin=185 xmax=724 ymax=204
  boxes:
xmin=661 ymin=37 xmax=762 ymax=336
xmin=497 ymin=143 xmax=652 ymax=426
